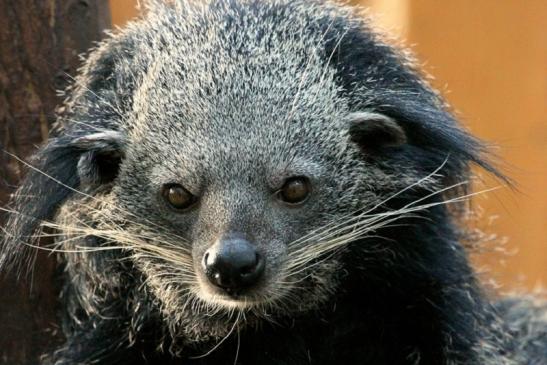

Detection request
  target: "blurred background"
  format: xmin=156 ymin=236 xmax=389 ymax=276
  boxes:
xmin=110 ymin=0 xmax=547 ymax=290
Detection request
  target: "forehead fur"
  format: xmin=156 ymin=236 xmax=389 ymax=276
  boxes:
xmin=125 ymin=0 xmax=356 ymax=164
xmin=95 ymin=0 xmax=371 ymax=188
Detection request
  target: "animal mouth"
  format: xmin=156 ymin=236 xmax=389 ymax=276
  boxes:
xmin=194 ymin=276 xmax=270 ymax=309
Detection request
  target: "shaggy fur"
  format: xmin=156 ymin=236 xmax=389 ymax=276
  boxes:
xmin=1 ymin=0 xmax=545 ymax=364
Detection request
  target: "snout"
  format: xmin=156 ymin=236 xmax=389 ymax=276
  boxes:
xmin=202 ymin=235 xmax=265 ymax=295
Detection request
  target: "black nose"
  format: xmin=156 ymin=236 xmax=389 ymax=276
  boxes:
xmin=203 ymin=237 xmax=265 ymax=293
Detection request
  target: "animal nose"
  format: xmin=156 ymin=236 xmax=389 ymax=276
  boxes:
xmin=202 ymin=236 xmax=265 ymax=293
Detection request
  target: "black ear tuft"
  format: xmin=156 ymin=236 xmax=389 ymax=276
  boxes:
xmin=348 ymin=112 xmax=407 ymax=153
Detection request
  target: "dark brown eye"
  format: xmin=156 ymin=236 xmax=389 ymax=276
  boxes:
xmin=162 ymin=184 xmax=196 ymax=211
xmin=278 ymin=177 xmax=311 ymax=205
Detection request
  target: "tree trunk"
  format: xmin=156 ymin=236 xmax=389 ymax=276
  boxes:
xmin=0 ymin=1 xmax=111 ymax=363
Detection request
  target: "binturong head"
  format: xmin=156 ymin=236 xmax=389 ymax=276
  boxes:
xmin=1 ymin=0 xmax=502 ymax=350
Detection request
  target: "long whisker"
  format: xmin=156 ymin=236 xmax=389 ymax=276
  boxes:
xmin=41 ymin=219 xmax=193 ymax=263
xmin=4 ymin=151 xmax=189 ymax=244
xmin=285 ymin=185 xmax=502 ymax=274
xmin=287 ymin=156 xmax=452 ymax=250
xmin=47 ymin=200 xmax=191 ymax=251
xmin=1 ymin=203 xmax=192 ymax=261
xmin=289 ymin=177 xmax=468 ymax=254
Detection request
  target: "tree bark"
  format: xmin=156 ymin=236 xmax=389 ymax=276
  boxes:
xmin=0 ymin=1 xmax=111 ymax=363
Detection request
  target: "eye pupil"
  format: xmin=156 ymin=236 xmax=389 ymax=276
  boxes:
xmin=163 ymin=184 xmax=195 ymax=210
xmin=280 ymin=177 xmax=310 ymax=204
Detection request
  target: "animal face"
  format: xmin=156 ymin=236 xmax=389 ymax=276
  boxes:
xmin=110 ymin=74 xmax=371 ymax=316
xmin=98 ymin=6 xmax=401 ymax=323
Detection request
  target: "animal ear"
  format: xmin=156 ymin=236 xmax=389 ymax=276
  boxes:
xmin=0 ymin=129 xmax=125 ymax=273
xmin=72 ymin=130 xmax=125 ymax=186
xmin=347 ymin=111 xmax=407 ymax=152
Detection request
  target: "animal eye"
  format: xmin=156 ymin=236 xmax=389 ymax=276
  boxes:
xmin=278 ymin=177 xmax=311 ymax=205
xmin=162 ymin=184 xmax=197 ymax=211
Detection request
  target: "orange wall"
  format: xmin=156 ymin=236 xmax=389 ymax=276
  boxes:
xmin=109 ymin=0 xmax=546 ymax=290
xmin=110 ymin=0 xmax=140 ymax=26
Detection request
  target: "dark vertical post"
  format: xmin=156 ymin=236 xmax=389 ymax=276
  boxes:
xmin=0 ymin=1 xmax=111 ymax=363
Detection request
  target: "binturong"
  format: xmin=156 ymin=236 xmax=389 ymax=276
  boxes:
xmin=1 ymin=1 xmax=546 ymax=364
